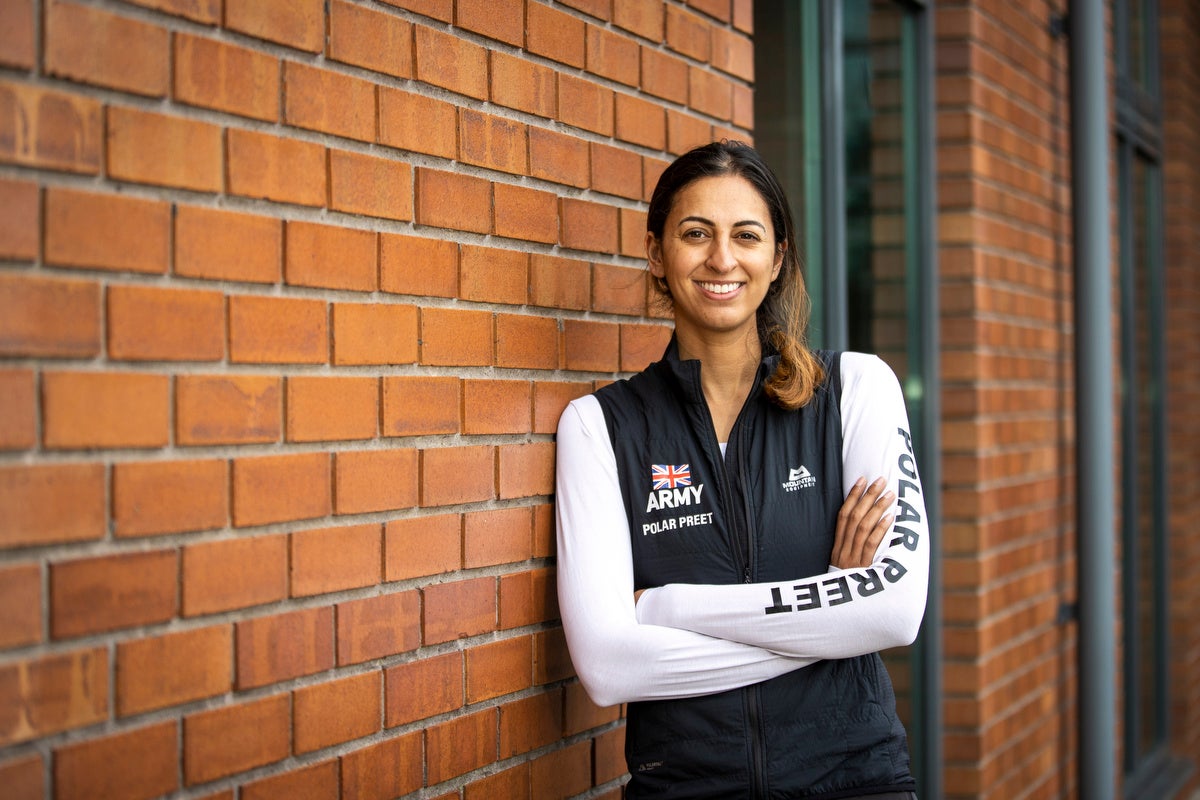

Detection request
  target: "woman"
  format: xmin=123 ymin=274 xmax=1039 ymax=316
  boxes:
xmin=555 ymin=141 xmax=929 ymax=799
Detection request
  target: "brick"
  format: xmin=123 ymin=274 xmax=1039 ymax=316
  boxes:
xmin=0 ymin=273 xmax=99 ymax=358
xmin=558 ymin=74 xmax=614 ymax=136
xmin=500 ymin=567 xmax=557 ymax=630
xmin=336 ymin=591 xmax=420 ymax=665
xmin=732 ymin=0 xmax=751 ymax=32
xmin=174 ymin=33 xmax=279 ymax=121
xmin=182 ymin=534 xmax=288 ymax=616
xmin=378 ymin=87 xmax=458 ymax=159
xmin=42 ymin=371 xmax=169 ymax=450
xmin=561 ymin=0 xmax=610 ymax=18
xmin=51 ymin=550 xmax=177 ymax=639
xmin=614 ymin=0 xmax=664 ymax=41
xmin=464 ymin=506 xmax=533 ymax=568
xmin=382 ymin=376 xmax=460 ymax=436
xmin=284 ymin=61 xmax=376 ymax=142
xmin=641 ymin=46 xmax=689 ymax=104
xmin=731 ymin=83 xmax=753 ymax=129
xmin=533 ymin=502 xmax=555 ymax=557
xmin=463 ymin=633 xmax=530 ymax=705
xmin=587 ymin=24 xmax=640 ymax=86
xmin=494 ymin=183 xmax=559 ymax=244
xmin=593 ymin=262 xmax=647 ymax=315
xmin=688 ymin=0 xmax=730 ymax=21
xmin=712 ymin=26 xmax=753 ymax=80
xmin=529 ymin=127 xmax=590 ymax=188
xmin=334 ymin=449 xmax=419 ymax=515
xmin=175 ymin=205 xmax=282 ymax=283
xmin=499 ymin=441 xmax=556 ymax=499
xmin=285 ymin=221 xmax=377 ymax=292
xmin=465 ymin=764 xmax=529 ymax=800
xmin=0 ymin=648 xmax=107 ymax=746
xmin=463 ymin=380 xmax=532 ymax=435
xmin=286 ymin=376 xmax=378 ymax=443
xmin=183 ymin=693 xmax=290 ymax=785
xmin=460 ymin=109 xmax=528 ymax=175
xmin=533 ymin=381 xmax=591 ymax=434
xmin=0 ymin=464 xmax=103 ymax=547
xmin=384 ymin=514 xmax=461 ymax=581
xmin=0 ymin=754 xmax=41 ymax=799
xmin=380 ymin=233 xmax=458 ymax=297
xmin=529 ymin=254 xmax=590 ymax=311
xmin=563 ymin=680 xmax=619 ymax=734
xmin=527 ymin=2 xmax=586 ymax=67
xmin=499 ymin=690 xmax=563 ymax=757
xmin=460 ymin=245 xmax=528 ymax=304
xmin=421 ymin=445 xmax=495 ymax=507
xmin=225 ymin=0 xmax=324 ymax=52
xmin=227 ymin=128 xmax=326 ymax=207
xmin=107 ymin=284 xmax=224 ymax=362
xmin=689 ymin=66 xmax=733 ymax=120
xmin=243 ymin=760 xmax=338 ymax=800
xmin=621 ymin=322 xmax=671 ymax=371
xmin=0 ymin=178 xmax=37 ymax=259
xmin=491 ymin=51 xmax=557 ymax=118
xmin=44 ymin=2 xmax=168 ymax=96
xmin=44 ymin=188 xmax=168 ymax=273
xmin=0 ymin=0 xmax=34 ymax=68
xmin=495 ymin=313 xmax=560 ymax=370
xmin=667 ymin=108 xmax=712 ymax=155
xmin=420 ymin=306 xmax=493 ymax=366
xmin=414 ymin=24 xmax=488 ymax=99
xmin=590 ymin=142 xmax=643 ymax=201
xmin=0 ymin=80 xmax=102 ymax=173
xmin=294 ymin=671 xmax=381 ymax=753
xmin=425 ymin=708 xmax=497 ymax=784
xmin=54 ymin=721 xmax=177 ymax=800
xmin=107 ymin=106 xmax=222 ymax=191
xmin=643 ymin=155 xmax=670 ymax=200
xmin=232 ymin=452 xmax=331 ymax=527
xmin=561 ymin=198 xmax=620 ymax=253
xmin=615 ymin=92 xmax=667 ymax=148
xmin=378 ymin=0 xmax=452 ymax=21
xmin=666 ymin=5 xmax=711 ymax=60
xmin=415 ymin=168 xmax=492 ymax=234
xmin=340 ymin=733 xmax=423 ymax=800
xmin=236 ymin=606 xmax=334 ymax=689
xmin=0 ymin=563 xmax=40 ymax=648
xmin=530 ymin=741 xmax=592 ymax=799
xmin=329 ymin=0 xmax=412 ymax=79
xmin=423 ymin=576 xmax=496 ymax=644
xmin=116 ymin=626 xmax=231 ymax=716
xmin=333 ymin=303 xmax=418 ymax=366
xmin=123 ymin=0 xmax=220 ymax=23
xmin=291 ymin=524 xmax=381 ymax=597
xmin=229 ymin=295 xmax=328 ymax=364
xmin=621 ymin=207 xmax=650 ymax=257
xmin=563 ymin=319 xmax=620 ymax=372
xmin=176 ymin=375 xmax=281 ymax=446
xmin=594 ymin=726 xmax=627 ymax=784
xmin=330 ymin=148 xmax=414 ymax=221
xmin=385 ymin=652 xmax=463 ymax=727
xmin=455 ymin=0 xmax=522 ymax=46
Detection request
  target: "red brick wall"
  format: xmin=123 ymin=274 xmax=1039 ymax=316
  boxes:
xmin=0 ymin=1 xmax=752 ymax=796
xmin=936 ymin=2 xmax=1080 ymax=797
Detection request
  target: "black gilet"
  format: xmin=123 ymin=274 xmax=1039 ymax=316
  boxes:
xmin=593 ymin=340 xmax=914 ymax=799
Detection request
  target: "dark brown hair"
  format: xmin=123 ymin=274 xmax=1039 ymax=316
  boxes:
xmin=646 ymin=140 xmax=824 ymax=409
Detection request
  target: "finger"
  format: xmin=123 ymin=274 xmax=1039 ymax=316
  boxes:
xmin=849 ymin=485 xmax=894 ymax=564
xmin=844 ymin=478 xmax=887 ymax=545
xmin=833 ymin=477 xmax=867 ymax=564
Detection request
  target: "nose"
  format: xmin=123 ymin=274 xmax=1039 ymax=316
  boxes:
xmin=706 ymin=235 xmax=737 ymax=273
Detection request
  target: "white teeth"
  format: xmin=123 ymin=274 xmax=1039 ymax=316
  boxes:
xmin=698 ymin=282 xmax=741 ymax=294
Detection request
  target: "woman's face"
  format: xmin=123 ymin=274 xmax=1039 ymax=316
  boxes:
xmin=647 ymin=174 xmax=783 ymax=343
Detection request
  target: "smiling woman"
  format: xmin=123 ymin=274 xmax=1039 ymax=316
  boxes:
xmin=555 ymin=141 xmax=928 ymax=799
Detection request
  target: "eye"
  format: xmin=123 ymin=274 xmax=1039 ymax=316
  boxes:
xmin=682 ymin=228 xmax=709 ymax=240
xmin=735 ymin=230 xmax=763 ymax=242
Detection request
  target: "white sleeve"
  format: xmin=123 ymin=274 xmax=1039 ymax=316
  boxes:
xmin=555 ymin=395 xmax=813 ymax=707
xmin=635 ymin=353 xmax=929 ymax=659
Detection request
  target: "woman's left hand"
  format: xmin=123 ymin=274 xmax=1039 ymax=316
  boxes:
xmin=831 ymin=477 xmax=895 ymax=569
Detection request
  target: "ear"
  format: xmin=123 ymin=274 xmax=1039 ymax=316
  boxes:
xmin=771 ymin=242 xmax=785 ymax=281
xmin=645 ymin=232 xmax=665 ymax=277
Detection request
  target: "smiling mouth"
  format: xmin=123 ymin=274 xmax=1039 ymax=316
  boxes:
xmin=697 ymin=281 xmax=743 ymax=295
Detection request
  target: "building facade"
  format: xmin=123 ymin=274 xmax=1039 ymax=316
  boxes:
xmin=0 ymin=1 xmax=1197 ymax=798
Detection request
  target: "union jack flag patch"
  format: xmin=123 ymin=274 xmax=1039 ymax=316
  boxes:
xmin=651 ymin=464 xmax=691 ymax=490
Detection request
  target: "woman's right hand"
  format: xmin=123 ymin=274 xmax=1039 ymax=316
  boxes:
xmin=831 ymin=477 xmax=895 ymax=569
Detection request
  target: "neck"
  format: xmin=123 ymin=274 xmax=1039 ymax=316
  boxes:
xmin=676 ymin=327 xmax=762 ymax=440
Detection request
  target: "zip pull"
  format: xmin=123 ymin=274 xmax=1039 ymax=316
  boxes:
xmin=743 ymin=565 xmax=752 ymax=583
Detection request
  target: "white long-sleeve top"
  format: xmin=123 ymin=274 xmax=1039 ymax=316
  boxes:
xmin=555 ymin=351 xmax=929 ymax=708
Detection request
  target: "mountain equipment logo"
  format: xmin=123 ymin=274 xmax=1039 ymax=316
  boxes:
xmin=782 ymin=465 xmax=816 ymax=492
xmin=651 ymin=464 xmax=691 ymax=490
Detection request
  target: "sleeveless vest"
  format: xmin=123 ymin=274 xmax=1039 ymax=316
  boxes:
xmin=593 ymin=341 xmax=914 ymax=799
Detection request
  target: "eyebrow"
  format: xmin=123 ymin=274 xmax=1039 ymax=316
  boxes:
xmin=677 ymin=215 xmax=768 ymax=231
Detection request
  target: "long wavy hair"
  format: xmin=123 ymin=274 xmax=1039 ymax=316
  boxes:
xmin=646 ymin=140 xmax=824 ymax=410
